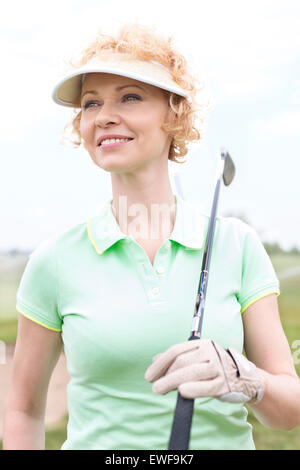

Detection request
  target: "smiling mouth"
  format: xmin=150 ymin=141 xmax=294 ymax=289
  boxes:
xmin=98 ymin=139 xmax=134 ymax=149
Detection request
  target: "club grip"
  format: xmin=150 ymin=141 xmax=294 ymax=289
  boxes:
xmin=168 ymin=334 xmax=199 ymax=450
xmin=168 ymin=392 xmax=195 ymax=450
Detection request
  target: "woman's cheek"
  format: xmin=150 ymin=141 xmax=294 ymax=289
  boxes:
xmin=79 ymin=120 xmax=93 ymax=154
xmin=80 ymin=119 xmax=90 ymax=142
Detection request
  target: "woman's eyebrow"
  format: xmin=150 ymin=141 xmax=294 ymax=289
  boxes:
xmin=81 ymin=84 xmax=148 ymax=99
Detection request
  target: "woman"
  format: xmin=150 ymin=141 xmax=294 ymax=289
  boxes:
xmin=3 ymin=23 xmax=300 ymax=450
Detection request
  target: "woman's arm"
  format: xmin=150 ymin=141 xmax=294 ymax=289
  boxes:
xmin=242 ymin=293 xmax=300 ymax=430
xmin=3 ymin=314 xmax=63 ymax=449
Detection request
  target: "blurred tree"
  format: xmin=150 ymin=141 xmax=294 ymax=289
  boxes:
xmin=263 ymin=242 xmax=285 ymax=256
xmin=287 ymin=246 xmax=300 ymax=256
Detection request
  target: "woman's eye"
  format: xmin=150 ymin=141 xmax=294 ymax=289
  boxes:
xmin=83 ymin=94 xmax=141 ymax=110
xmin=83 ymin=101 xmax=97 ymax=109
xmin=123 ymin=94 xmax=141 ymax=102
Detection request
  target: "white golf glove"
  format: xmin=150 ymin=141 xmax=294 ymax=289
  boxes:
xmin=144 ymin=339 xmax=264 ymax=404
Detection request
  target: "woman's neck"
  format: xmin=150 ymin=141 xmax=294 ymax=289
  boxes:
xmin=111 ymin=190 xmax=177 ymax=241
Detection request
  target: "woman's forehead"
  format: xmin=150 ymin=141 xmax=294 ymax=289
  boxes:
xmin=81 ymin=72 xmax=166 ymax=98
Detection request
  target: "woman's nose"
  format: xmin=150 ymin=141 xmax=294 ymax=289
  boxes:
xmin=94 ymin=103 xmax=121 ymax=127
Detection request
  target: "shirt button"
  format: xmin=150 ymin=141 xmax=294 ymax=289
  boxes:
xmin=152 ymin=287 xmax=160 ymax=295
xmin=156 ymin=266 xmax=165 ymax=274
xmin=165 ymin=241 xmax=171 ymax=250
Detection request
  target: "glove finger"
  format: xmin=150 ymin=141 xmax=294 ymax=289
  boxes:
xmin=179 ymin=375 xmax=228 ymax=399
xmin=166 ymin=348 xmax=209 ymax=375
xmin=145 ymin=340 xmax=202 ymax=382
xmin=152 ymin=353 xmax=163 ymax=363
xmin=152 ymin=361 xmax=219 ymax=395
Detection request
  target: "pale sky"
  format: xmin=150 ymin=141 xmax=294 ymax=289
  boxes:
xmin=1 ymin=0 xmax=300 ymax=251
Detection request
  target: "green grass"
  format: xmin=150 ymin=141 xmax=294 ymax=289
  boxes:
xmin=270 ymin=253 xmax=300 ymax=272
xmin=45 ymin=416 xmax=68 ymax=450
xmin=0 ymin=255 xmax=27 ymax=322
xmin=0 ymin=317 xmax=18 ymax=344
xmin=248 ymin=408 xmax=300 ymax=450
xmin=1 ymin=252 xmax=300 ymax=450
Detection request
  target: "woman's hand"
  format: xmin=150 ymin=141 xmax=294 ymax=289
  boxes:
xmin=144 ymin=339 xmax=264 ymax=404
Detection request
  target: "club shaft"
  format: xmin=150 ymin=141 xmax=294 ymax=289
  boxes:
xmin=191 ymin=177 xmax=221 ymax=337
xmin=168 ymin=167 xmax=224 ymax=450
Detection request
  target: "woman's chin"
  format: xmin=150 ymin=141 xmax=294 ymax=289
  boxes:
xmin=92 ymin=155 xmax=136 ymax=173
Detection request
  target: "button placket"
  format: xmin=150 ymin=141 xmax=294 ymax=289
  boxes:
xmin=156 ymin=265 xmax=165 ymax=275
xmin=125 ymin=236 xmax=171 ymax=305
xmin=147 ymin=242 xmax=170 ymax=303
xmin=151 ymin=286 xmax=160 ymax=295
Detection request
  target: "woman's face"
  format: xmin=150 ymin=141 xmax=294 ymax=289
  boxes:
xmin=80 ymin=73 xmax=172 ymax=173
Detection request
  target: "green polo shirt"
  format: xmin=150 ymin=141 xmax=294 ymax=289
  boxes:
xmin=16 ymin=194 xmax=280 ymax=450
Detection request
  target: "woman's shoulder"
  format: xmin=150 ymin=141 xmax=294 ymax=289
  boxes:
xmin=186 ymin=198 xmax=254 ymax=240
xmin=28 ymin=219 xmax=89 ymax=262
xmin=215 ymin=215 xmax=261 ymax=258
xmin=216 ymin=214 xmax=254 ymax=236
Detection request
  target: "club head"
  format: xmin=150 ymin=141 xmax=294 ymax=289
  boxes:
xmin=220 ymin=147 xmax=235 ymax=186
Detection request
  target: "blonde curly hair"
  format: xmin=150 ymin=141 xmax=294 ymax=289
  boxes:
xmin=61 ymin=22 xmax=211 ymax=164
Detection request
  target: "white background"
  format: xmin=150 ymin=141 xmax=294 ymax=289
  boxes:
xmin=1 ymin=0 xmax=299 ymax=251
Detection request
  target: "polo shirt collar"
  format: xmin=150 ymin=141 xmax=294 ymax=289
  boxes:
xmin=87 ymin=194 xmax=205 ymax=255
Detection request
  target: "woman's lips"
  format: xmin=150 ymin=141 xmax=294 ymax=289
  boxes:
xmin=99 ymin=139 xmax=134 ymax=150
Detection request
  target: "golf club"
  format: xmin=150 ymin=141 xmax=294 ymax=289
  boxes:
xmin=168 ymin=147 xmax=235 ymax=450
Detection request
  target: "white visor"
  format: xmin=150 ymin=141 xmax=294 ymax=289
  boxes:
xmin=51 ymin=53 xmax=191 ymax=107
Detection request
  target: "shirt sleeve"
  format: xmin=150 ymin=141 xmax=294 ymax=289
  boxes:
xmin=16 ymin=239 xmax=63 ymax=332
xmin=237 ymin=224 xmax=280 ymax=314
